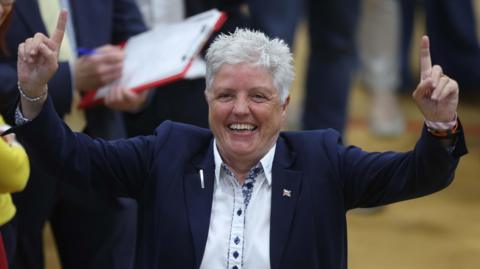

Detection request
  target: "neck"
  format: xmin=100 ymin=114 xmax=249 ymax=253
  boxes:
xmin=215 ymin=140 xmax=276 ymax=184
xmin=223 ymin=156 xmax=258 ymax=185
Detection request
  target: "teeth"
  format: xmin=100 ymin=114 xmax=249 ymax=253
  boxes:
xmin=229 ymin=123 xmax=256 ymax=131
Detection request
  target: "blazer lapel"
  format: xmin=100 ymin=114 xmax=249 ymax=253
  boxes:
xmin=184 ymin=141 xmax=215 ymax=269
xmin=14 ymin=0 xmax=47 ymax=35
xmin=270 ymin=137 xmax=302 ymax=269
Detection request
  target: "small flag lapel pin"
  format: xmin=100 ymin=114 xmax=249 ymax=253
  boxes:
xmin=282 ymin=189 xmax=292 ymax=198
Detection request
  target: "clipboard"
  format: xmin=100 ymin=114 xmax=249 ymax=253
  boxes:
xmin=79 ymin=9 xmax=227 ymax=109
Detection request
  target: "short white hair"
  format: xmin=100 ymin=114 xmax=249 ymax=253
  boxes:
xmin=205 ymin=28 xmax=295 ymax=102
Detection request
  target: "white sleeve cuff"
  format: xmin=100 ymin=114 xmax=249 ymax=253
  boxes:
xmin=425 ymin=114 xmax=457 ymax=131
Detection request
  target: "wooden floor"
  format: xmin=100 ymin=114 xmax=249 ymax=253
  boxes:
xmin=43 ymin=22 xmax=480 ymax=268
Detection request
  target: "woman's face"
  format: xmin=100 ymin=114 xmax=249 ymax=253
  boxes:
xmin=0 ymin=0 xmax=14 ymax=26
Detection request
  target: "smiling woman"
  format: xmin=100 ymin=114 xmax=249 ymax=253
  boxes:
xmin=206 ymin=62 xmax=289 ymax=182
xmin=204 ymin=29 xmax=294 ymax=181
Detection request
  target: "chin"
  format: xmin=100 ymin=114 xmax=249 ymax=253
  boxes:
xmin=224 ymin=143 xmax=255 ymax=156
xmin=230 ymin=146 xmax=255 ymax=156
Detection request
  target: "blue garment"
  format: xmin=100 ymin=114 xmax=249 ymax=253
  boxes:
xmin=246 ymin=0 xmax=302 ymax=46
xmin=400 ymin=0 xmax=480 ymax=92
xmin=11 ymin=97 xmax=467 ymax=269
xmin=302 ymin=0 xmax=361 ymax=134
xmin=426 ymin=0 xmax=480 ymax=91
xmin=0 ymin=0 xmax=147 ymax=268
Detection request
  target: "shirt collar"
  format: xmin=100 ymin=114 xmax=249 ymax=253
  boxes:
xmin=213 ymin=139 xmax=276 ymax=186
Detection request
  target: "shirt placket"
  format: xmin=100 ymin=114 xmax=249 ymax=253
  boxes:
xmin=223 ymin=164 xmax=263 ymax=269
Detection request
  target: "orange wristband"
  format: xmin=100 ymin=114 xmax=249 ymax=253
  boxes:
xmin=427 ymin=121 xmax=459 ymax=138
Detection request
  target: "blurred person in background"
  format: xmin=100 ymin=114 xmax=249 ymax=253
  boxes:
xmin=302 ymin=0 xmax=360 ymax=135
xmin=0 ymin=0 xmax=147 ymax=268
xmin=400 ymin=0 xmax=480 ymax=95
xmin=426 ymin=0 xmax=480 ymax=93
xmin=246 ymin=0 xmax=360 ymax=135
xmin=246 ymin=0 xmax=301 ymax=47
xmin=0 ymin=118 xmax=29 ymax=269
xmin=359 ymin=0 xmax=405 ymax=136
xmin=0 ymin=0 xmax=30 ymax=267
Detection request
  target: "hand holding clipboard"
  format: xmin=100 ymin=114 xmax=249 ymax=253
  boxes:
xmin=79 ymin=9 xmax=226 ymax=109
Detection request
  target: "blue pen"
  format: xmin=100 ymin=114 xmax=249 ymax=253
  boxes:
xmin=76 ymin=47 xmax=96 ymax=56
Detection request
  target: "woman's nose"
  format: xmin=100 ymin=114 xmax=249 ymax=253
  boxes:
xmin=232 ymin=98 xmax=249 ymax=115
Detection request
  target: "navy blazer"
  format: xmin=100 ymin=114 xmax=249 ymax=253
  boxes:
xmin=13 ymin=98 xmax=467 ymax=269
xmin=0 ymin=0 xmax=146 ymax=138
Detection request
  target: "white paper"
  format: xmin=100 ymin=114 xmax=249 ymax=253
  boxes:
xmin=185 ymin=56 xmax=206 ymax=79
xmin=93 ymin=9 xmax=222 ymax=100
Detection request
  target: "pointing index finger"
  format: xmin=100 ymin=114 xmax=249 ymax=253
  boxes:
xmin=51 ymin=9 xmax=68 ymax=47
xmin=420 ymin=35 xmax=432 ymax=81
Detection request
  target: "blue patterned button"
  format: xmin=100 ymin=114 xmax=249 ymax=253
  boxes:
xmin=233 ymin=251 xmax=239 ymax=258
xmin=233 ymin=266 xmax=238 ymax=269
xmin=237 ymin=209 xmax=242 ymax=216
xmin=234 ymin=237 xmax=240 ymax=244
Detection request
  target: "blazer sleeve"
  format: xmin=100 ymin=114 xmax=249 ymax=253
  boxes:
xmin=330 ymin=126 xmax=468 ymax=210
xmin=12 ymin=98 xmax=165 ymax=200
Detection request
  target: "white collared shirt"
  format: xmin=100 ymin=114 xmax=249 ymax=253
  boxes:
xmin=136 ymin=0 xmax=185 ymax=27
xmin=199 ymin=141 xmax=276 ymax=269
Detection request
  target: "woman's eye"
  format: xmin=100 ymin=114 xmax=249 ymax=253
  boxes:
xmin=252 ymin=94 xmax=267 ymax=102
xmin=217 ymin=94 xmax=233 ymax=101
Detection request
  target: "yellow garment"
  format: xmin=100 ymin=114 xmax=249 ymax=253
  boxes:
xmin=0 ymin=116 xmax=30 ymax=225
